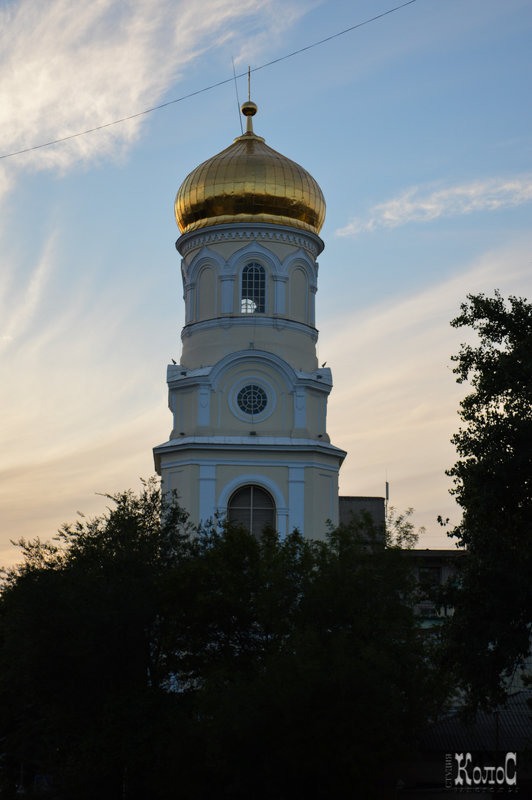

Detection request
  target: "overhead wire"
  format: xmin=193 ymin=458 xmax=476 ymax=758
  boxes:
xmin=0 ymin=0 xmax=417 ymax=161
xmin=232 ymin=56 xmax=244 ymax=135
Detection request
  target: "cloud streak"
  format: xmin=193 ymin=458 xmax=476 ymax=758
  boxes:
xmin=0 ymin=234 xmax=57 ymax=355
xmin=0 ymin=0 xmax=302 ymax=173
xmin=336 ymin=174 xmax=532 ymax=237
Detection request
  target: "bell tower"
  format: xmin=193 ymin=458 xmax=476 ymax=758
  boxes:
xmin=153 ymin=101 xmax=346 ymax=538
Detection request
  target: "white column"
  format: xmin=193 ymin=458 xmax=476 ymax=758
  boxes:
xmin=288 ymin=467 xmax=305 ymax=533
xmin=310 ymin=285 xmax=317 ymax=327
xmin=293 ymin=389 xmax=306 ymax=429
xmin=220 ymin=276 xmax=235 ymax=313
xmin=197 ymin=387 xmax=211 ymax=426
xmin=199 ymin=464 xmax=216 ymax=522
xmin=184 ymin=283 xmax=194 ymax=323
xmin=273 ymin=275 xmax=287 ymax=315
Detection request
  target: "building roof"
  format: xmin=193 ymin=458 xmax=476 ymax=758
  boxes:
xmin=420 ymin=691 xmax=532 ymax=753
xmin=175 ymin=101 xmax=325 ymax=236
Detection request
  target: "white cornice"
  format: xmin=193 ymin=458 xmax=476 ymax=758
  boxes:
xmin=176 ymin=223 xmax=323 ymax=259
xmin=166 ymin=353 xmax=332 ymax=393
xmin=181 ymin=314 xmax=319 ymax=342
xmin=154 ymin=435 xmax=346 ymax=462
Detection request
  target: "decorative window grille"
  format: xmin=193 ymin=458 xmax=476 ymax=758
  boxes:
xmin=241 ymin=262 xmax=265 ymax=313
xmin=228 ymin=485 xmax=275 ymax=537
xmin=237 ymin=385 xmax=268 ymax=416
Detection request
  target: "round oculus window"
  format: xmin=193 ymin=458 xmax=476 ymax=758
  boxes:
xmin=237 ymin=384 xmax=268 ymax=415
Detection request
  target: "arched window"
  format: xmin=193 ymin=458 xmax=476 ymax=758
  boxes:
xmin=228 ymin=484 xmax=275 ymax=536
xmin=241 ymin=262 xmax=265 ymax=314
xmin=197 ymin=266 xmax=216 ymax=320
xmin=290 ymin=266 xmax=308 ymax=323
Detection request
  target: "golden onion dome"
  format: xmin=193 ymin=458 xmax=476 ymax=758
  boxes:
xmin=175 ymin=101 xmax=325 ymax=236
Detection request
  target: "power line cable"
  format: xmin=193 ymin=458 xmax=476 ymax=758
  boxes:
xmin=232 ymin=56 xmax=244 ymax=135
xmin=0 ymin=0 xmax=417 ymax=161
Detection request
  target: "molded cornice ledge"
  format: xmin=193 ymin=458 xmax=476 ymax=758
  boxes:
xmin=176 ymin=222 xmax=324 ymax=258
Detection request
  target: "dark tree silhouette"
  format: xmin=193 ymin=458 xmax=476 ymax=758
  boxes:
xmin=0 ymin=480 xmax=442 ymax=799
xmin=444 ymin=291 xmax=532 ymax=707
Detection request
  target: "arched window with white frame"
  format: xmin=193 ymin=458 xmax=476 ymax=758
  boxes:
xmin=227 ymin=484 xmax=275 ymax=536
xmin=241 ymin=262 xmax=265 ymax=314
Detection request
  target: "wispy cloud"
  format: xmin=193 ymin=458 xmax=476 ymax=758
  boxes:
xmin=336 ymin=174 xmax=532 ymax=237
xmin=0 ymin=234 xmax=57 ymax=355
xmin=0 ymin=0 xmax=303 ymax=174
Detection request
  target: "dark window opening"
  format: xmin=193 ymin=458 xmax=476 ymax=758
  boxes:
xmin=237 ymin=384 xmax=268 ymax=416
xmin=228 ymin=484 xmax=275 ymax=537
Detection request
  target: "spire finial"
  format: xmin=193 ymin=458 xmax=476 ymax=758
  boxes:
xmin=240 ymin=90 xmax=257 ymax=135
xmin=239 ymin=66 xmax=257 ymax=135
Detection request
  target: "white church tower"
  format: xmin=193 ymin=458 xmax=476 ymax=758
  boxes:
xmin=154 ymin=100 xmax=346 ymax=539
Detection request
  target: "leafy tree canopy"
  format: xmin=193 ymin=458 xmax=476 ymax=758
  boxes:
xmin=0 ymin=480 xmax=442 ymax=799
xmin=444 ymin=291 xmax=532 ymax=707
xmin=385 ymin=506 xmax=424 ymax=549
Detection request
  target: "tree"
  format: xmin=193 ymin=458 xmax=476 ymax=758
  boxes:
xmin=0 ymin=479 xmax=195 ymax=799
xmin=0 ymin=483 xmax=442 ymax=799
xmin=385 ymin=506 xmax=424 ymax=549
xmin=181 ymin=520 xmax=444 ymax=799
xmin=443 ymin=291 xmax=532 ymax=706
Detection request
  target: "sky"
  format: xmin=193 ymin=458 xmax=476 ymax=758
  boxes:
xmin=1 ymin=0 xmax=531 ymax=566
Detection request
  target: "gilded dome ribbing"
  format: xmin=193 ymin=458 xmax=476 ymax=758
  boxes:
xmin=175 ymin=102 xmax=325 ymax=236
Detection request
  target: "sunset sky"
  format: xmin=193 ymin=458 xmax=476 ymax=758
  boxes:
xmin=1 ymin=0 xmax=531 ymax=565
